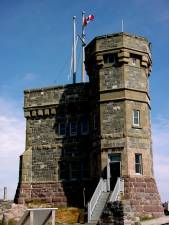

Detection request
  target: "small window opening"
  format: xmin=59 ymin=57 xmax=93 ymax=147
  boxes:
xmin=133 ymin=110 xmax=140 ymax=126
xmin=130 ymin=53 xmax=141 ymax=66
xmin=132 ymin=58 xmax=137 ymax=65
xmin=135 ymin=154 xmax=143 ymax=174
xmin=58 ymin=123 xmax=66 ymax=135
xmin=70 ymin=121 xmax=77 ymax=136
xmin=103 ymin=54 xmax=117 ymax=64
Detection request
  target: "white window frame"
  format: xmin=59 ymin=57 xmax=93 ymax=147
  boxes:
xmin=135 ymin=153 xmax=143 ymax=175
xmin=58 ymin=122 xmax=66 ymax=136
xmin=70 ymin=121 xmax=77 ymax=136
xmin=132 ymin=110 xmax=140 ymax=126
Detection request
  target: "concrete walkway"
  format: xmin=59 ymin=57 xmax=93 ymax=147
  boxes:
xmin=141 ymin=216 xmax=169 ymax=225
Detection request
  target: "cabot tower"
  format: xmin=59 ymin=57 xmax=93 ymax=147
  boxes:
xmin=15 ymin=32 xmax=163 ymax=219
xmin=85 ymin=32 xmax=163 ymax=217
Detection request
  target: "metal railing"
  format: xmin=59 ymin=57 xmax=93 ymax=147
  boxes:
xmin=109 ymin=177 xmax=124 ymax=202
xmin=17 ymin=208 xmax=58 ymax=225
xmin=88 ymin=178 xmax=107 ymax=222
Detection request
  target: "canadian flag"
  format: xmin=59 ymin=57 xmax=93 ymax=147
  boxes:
xmin=83 ymin=14 xmax=94 ymax=26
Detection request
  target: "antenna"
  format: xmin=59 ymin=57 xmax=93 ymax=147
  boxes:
xmin=72 ymin=16 xmax=77 ymax=84
xmin=122 ymin=19 xmax=124 ymax=32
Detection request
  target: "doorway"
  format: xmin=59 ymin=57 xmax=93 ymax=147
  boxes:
xmin=107 ymin=153 xmax=121 ymax=191
xmin=110 ymin=161 xmax=121 ymax=190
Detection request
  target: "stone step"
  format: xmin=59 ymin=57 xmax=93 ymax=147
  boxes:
xmin=90 ymin=192 xmax=110 ymax=222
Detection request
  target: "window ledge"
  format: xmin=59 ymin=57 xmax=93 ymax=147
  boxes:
xmin=132 ymin=125 xmax=142 ymax=129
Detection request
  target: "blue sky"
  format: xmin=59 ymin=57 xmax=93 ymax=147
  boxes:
xmin=0 ymin=0 xmax=169 ymax=202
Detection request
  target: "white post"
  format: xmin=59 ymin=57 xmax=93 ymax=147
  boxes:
xmin=52 ymin=209 xmax=55 ymax=225
xmin=30 ymin=210 xmax=33 ymax=225
xmin=73 ymin=16 xmax=76 ymax=84
xmin=3 ymin=187 xmax=7 ymax=201
xmin=83 ymin=187 xmax=86 ymax=207
xmin=107 ymin=157 xmax=110 ymax=191
xmin=82 ymin=11 xmax=86 ymax=82
xmin=88 ymin=202 xmax=91 ymax=222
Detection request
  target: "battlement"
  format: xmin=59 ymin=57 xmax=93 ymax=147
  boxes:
xmin=24 ymin=82 xmax=90 ymax=118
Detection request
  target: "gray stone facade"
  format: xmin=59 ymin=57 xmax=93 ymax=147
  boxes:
xmin=15 ymin=32 xmax=163 ymax=218
xmin=15 ymin=83 xmax=93 ymax=206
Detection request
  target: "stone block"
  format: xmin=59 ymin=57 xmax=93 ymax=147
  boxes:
xmin=38 ymin=109 xmax=43 ymax=116
xmin=44 ymin=109 xmax=50 ymax=115
xmin=24 ymin=111 xmax=31 ymax=118
xmin=118 ymin=51 xmax=130 ymax=58
xmin=32 ymin=110 xmax=37 ymax=117
xmin=51 ymin=108 xmax=56 ymax=115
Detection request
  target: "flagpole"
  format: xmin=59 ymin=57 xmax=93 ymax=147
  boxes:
xmin=82 ymin=11 xmax=86 ymax=83
xmin=73 ymin=16 xmax=76 ymax=84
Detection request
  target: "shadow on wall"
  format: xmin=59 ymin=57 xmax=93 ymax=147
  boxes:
xmin=14 ymin=81 xmax=102 ymax=208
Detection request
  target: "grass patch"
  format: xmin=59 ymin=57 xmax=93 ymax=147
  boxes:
xmin=0 ymin=219 xmax=16 ymax=225
xmin=140 ymin=214 xmax=154 ymax=221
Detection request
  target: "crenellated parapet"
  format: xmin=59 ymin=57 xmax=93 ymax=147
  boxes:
xmin=86 ymin=32 xmax=152 ymax=77
xmin=24 ymin=83 xmax=90 ymax=118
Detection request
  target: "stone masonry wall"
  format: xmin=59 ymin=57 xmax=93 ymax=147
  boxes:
xmin=85 ymin=32 xmax=163 ymax=220
xmin=124 ymin=176 xmax=164 ymax=218
xmin=15 ymin=83 xmax=93 ymax=206
xmin=100 ymin=66 xmax=124 ymax=91
xmin=24 ymin=83 xmax=90 ymax=109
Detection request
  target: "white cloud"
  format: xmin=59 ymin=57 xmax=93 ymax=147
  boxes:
xmin=0 ymin=97 xmax=25 ymax=200
xmin=152 ymin=116 xmax=169 ymax=202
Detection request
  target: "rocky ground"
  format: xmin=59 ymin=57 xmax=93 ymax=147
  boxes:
xmin=0 ymin=200 xmax=27 ymax=224
xmin=0 ymin=200 xmax=85 ymax=224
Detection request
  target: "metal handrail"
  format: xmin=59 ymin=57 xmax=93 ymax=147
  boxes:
xmin=88 ymin=178 xmax=107 ymax=222
xmin=109 ymin=177 xmax=124 ymax=202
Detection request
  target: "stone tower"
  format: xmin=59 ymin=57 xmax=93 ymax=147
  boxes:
xmin=15 ymin=31 xmax=163 ymax=218
xmin=85 ymin=32 xmax=163 ymax=217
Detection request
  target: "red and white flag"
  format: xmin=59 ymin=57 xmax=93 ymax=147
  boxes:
xmin=83 ymin=14 xmax=94 ymax=26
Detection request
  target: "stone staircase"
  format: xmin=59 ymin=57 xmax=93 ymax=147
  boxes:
xmin=89 ymin=192 xmax=110 ymax=224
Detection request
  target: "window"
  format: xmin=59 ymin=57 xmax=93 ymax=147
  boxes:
xmin=130 ymin=53 xmax=140 ymax=66
xmin=133 ymin=110 xmax=140 ymax=126
xmin=58 ymin=160 xmax=89 ymax=181
xmin=135 ymin=154 xmax=143 ymax=174
xmin=81 ymin=117 xmax=89 ymax=135
xmin=131 ymin=58 xmax=136 ymax=65
xmin=58 ymin=123 xmax=66 ymax=135
xmin=70 ymin=121 xmax=77 ymax=136
xmin=103 ymin=54 xmax=116 ymax=64
xmin=109 ymin=153 xmax=121 ymax=162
